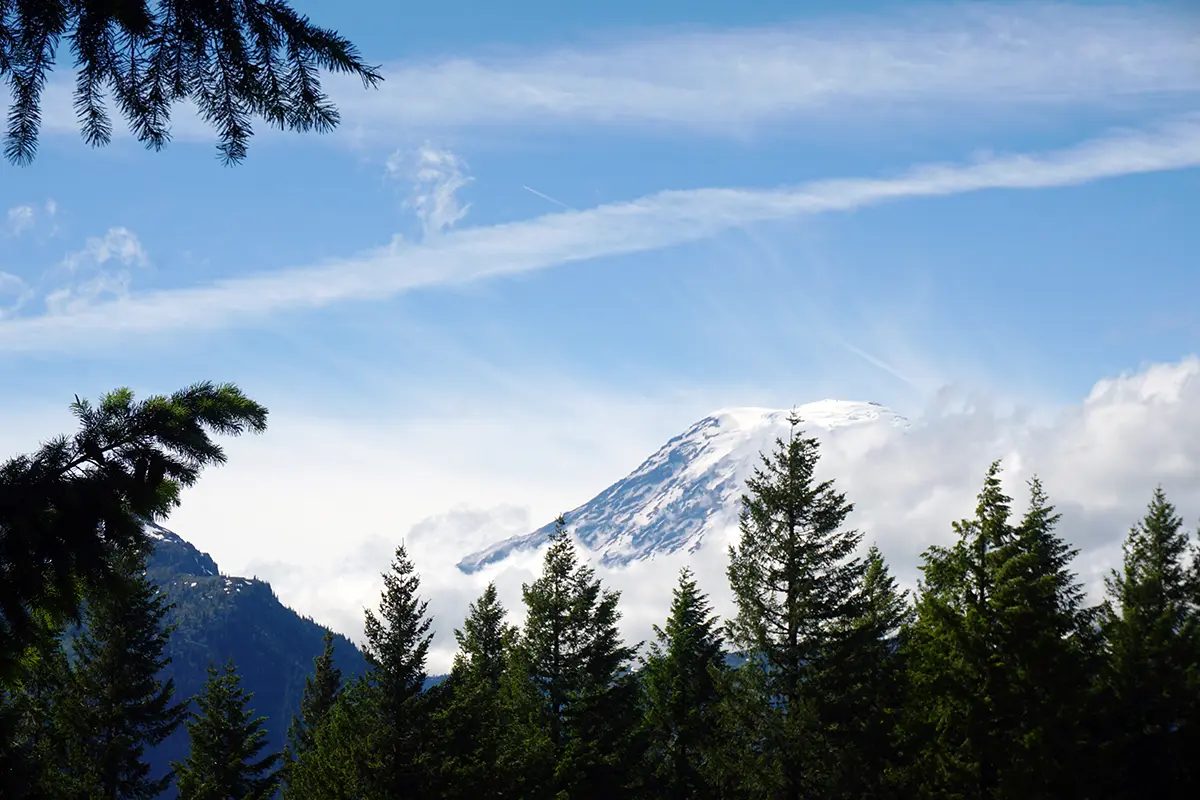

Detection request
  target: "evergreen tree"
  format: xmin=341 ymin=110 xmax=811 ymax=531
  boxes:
xmin=363 ymin=543 xmax=434 ymax=797
xmin=822 ymin=546 xmax=911 ymax=799
xmin=517 ymin=516 xmax=639 ymax=798
xmin=430 ymin=583 xmax=518 ymax=798
xmin=174 ymin=661 xmax=280 ymax=800
xmin=283 ymin=678 xmax=384 ymax=800
xmin=0 ymin=1 xmax=381 ymax=164
xmin=725 ymin=414 xmax=865 ymax=800
xmin=60 ymin=549 xmax=187 ymax=799
xmin=1098 ymin=488 xmax=1200 ymax=798
xmin=1001 ymin=480 xmax=1097 ymax=797
xmin=494 ymin=642 xmax=556 ymax=798
xmin=0 ymin=624 xmax=77 ymax=798
xmin=454 ymin=583 xmax=512 ymax=689
xmin=285 ymin=630 xmax=343 ymax=776
xmin=0 ymin=382 xmax=267 ymax=679
xmin=701 ymin=661 xmax=781 ymax=799
xmin=904 ymin=466 xmax=1094 ymax=799
xmin=639 ymin=568 xmax=727 ymax=799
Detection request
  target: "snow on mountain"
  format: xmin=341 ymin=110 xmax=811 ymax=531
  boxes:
xmin=458 ymin=400 xmax=907 ymax=573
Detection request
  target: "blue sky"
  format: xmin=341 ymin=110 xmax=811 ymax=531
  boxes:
xmin=2 ymin=1 xmax=1199 ymax=664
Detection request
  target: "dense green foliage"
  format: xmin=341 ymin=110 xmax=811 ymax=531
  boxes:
xmin=4 ymin=392 xmax=1200 ymax=798
xmin=363 ymin=543 xmax=435 ymax=796
xmin=426 ymin=583 xmax=518 ymax=798
xmin=512 ymin=517 xmax=640 ymax=797
xmin=904 ymin=465 xmax=1099 ymax=799
xmin=0 ymin=0 xmax=381 ymax=164
xmin=59 ymin=549 xmax=187 ymax=798
xmin=1 ymin=618 xmax=82 ymax=797
xmin=1097 ymin=489 xmax=1200 ymax=798
xmin=639 ymin=568 xmax=727 ymax=798
xmin=173 ymin=662 xmax=279 ymax=800
xmin=286 ymin=629 xmax=343 ymax=768
xmin=726 ymin=413 xmax=882 ymax=799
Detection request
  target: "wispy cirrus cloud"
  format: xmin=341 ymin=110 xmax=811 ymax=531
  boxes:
xmin=387 ymin=144 xmax=473 ymax=238
xmin=4 ymin=199 xmax=56 ymax=237
xmin=0 ymin=116 xmax=1197 ymax=352
xmin=21 ymin=4 xmax=1200 ymax=148
xmin=329 ymin=3 xmax=1200 ymax=138
xmin=44 ymin=227 xmax=149 ymax=314
xmin=0 ymin=272 xmax=32 ymax=319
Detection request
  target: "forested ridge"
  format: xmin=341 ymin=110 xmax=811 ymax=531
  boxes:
xmin=2 ymin=391 xmax=1199 ymax=799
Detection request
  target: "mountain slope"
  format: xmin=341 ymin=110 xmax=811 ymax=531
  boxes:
xmin=143 ymin=522 xmax=367 ymax=789
xmin=459 ymin=400 xmax=906 ymax=572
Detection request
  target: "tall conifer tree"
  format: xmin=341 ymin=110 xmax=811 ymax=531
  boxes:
xmin=726 ymin=414 xmax=864 ymax=800
xmin=61 ymin=550 xmax=187 ymax=799
xmin=285 ymin=630 xmax=343 ymax=780
xmin=822 ymin=546 xmax=911 ymax=799
xmin=1099 ymin=488 xmax=1200 ymax=798
xmin=363 ymin=543 xmax=434 ymax=797
xmin=431 ymin=583 xmax=518 ymax=798
xmin=640 ymin=568 xmax=727 ymax=799
xmin=1001 ymin=480 xmax=1096 ymax=796
xmin=905 ymin=466 xmax=1094 ymax=799
xmin=174 ymin=662 xmax=280 ymax=800
xmin=517 ymin=516 xmax=639 ymax=798
xmin=0 ymin=625 xmax=76 ymax=798
xmin=283 ymin=678 xmax=382 ymax=800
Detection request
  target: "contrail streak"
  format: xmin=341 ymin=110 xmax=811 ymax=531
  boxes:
xmin=523 ymin=185 xmax=574 ymax=210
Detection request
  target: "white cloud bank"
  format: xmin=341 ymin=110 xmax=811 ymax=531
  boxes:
xmin=152 ymin=357 xmax=1200 ymax=673
xmin=0 ymin=116 xmax=1197 ymax=353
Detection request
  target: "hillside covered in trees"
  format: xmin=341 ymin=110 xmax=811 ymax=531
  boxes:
xmin=142 ymin=523 xmax=366 ymax=789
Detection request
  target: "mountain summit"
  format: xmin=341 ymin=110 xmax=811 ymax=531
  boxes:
xmin=458 ymin=400 xmax=906 ymax=572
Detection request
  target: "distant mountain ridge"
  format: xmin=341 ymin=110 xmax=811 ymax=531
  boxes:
xmin=142 ymin=522 xmax=368 ymax=792
xmin=459 ymin=400 xmax=907 ymax=572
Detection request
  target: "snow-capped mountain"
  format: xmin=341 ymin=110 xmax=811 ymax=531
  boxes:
xmin=458 ymin=400 xmax=907 ymax=573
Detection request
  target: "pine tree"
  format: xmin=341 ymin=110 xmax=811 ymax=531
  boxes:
xmin=1098 ymin=488 xmax=1200 ymax=798
xmin=904 ymin=466 xmax=1095 ymax=799
xmin=701 ymin=661 xmax=781 ymax=799
xmin=905 ymin=464 xmax=1011 ymax=797
xmin=174 ymin=662 xmax=280 ymax=800
xmin=285 ymin=630 xmax=343 ymax=778
xmin=430 ymin=583 xmax=519 ymax=798
xmin=454 ymin=583 xmax=512 ymax=690
xmin=725 ymin=414 xmax=864 ymax=800
xmin=363 ymin=543 xmax=434 ymax=797
xmin=1000 ymin=480 xmax=1096 ymax=797
xmin=640 ymin=568 xmax=727 ymax=800
xmin=0 ymin=624 xmax=78 ymax=798
xmin=60 ymin=550 xmax=187 ymax=799
xmin=284 ymin=678 xmax=384 ymax=800
xmin=517 ymin=516 xmax=639 ymax=798
xmin=822 ymin=546 xmax=911 ymax=799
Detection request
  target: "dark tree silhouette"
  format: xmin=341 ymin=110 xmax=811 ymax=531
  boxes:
xmin=0 ymin=0 xmax=382 ymax=164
